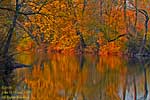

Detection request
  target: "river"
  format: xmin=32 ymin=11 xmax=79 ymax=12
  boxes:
xmin=0 ymin=53 xmax=150 ymax=100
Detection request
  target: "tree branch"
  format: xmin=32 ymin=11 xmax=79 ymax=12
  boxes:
xmin=16 ymin=21 xmax=40 ymax=45
xmin=108 ymin=34 xmax=127 ymax=42
xmin=3 ymin=0 xmax=20 ymax=55
xmin=0 ymin=6 xmax=47 ymax=16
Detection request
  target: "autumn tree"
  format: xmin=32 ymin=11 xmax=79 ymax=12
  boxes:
xmin=125 ymin=0 xmax=150 ymax=55
xmin=1 ymin=0 xmax=150 ymax=56
xmin=0 ymin=0 xmax=48 ymax=55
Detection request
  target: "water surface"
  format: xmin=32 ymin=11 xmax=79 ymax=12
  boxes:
xmin=0 ymin=53 xmax=150 ymax=100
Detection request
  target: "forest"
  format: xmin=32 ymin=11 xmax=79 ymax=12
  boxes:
xmin=0 ymin=0 xmax=150 ymax=57
xmin=1 ymin=0 xmax=150 ymax=100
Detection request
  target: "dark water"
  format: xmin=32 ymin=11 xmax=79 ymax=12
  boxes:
xmin=0 ymin=53 xmax=150 ymax=100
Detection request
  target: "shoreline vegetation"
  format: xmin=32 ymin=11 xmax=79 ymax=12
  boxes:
xmin=15 ymin=44 xmax=148 ymax=57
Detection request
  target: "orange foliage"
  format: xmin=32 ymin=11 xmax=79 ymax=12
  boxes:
xmin=12 ymin=0 xmax=150 ymax=55
xmin=99 ymin=42 xmax=123 ymax=56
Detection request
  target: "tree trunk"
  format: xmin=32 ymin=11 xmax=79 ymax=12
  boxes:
xmin=76 ymin=30 xmax=86 ymax=49
xmin=99 ymin=0 xmax=103 ymax=23
xmin=134 ymin=0 xmax=138 ymax=38
xmin=124 ymin=0 xmax=127 ymax=22
xmin=3 ymin=0 xmax=20 ymax=56
xmin=124 ymin=0 xmax=129 ymax=34
xmin=138 ymin=10 xmax=149 ymax=55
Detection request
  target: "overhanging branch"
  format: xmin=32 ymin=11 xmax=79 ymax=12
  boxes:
xmin=108 ymin=34 xmax=127 ymax=42
xmin=0 ymin=6 xmax=47 ymax=16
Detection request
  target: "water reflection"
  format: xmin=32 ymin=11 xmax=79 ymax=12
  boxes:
xmin=0 ymin=69 xmax=14 ymax=99
xmin=123 ymin=57 xmax=149 ymax=100
xmin=0 ymin=65 xmax=31 ymax=100
xmin=2 ymin=53 xmax=149 ymax=100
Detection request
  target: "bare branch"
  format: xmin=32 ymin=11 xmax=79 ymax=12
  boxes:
xmin=127 ymin=1 xmax=149 ymax=18
xmin=16 ymin=21 xmax=40 ymax=45
xmin=108 ymin=34 xmax=127 ymax=42
xmin=0 ymin=6 xmax=47 ymax=16
xmin=38 ymin=0 xmax=49 ymax=12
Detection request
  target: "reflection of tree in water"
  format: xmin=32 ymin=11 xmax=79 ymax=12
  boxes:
xmin=0 ymin=62 xmax=31 ymax=100
xmin=17 ymin=54 xmax=150 ymax=100
xmin=95 ymin=56 xmax=124 ymax=100
xmin=76 ymin=56 xmax=149 ymax=100
xmin=75 ymin=56 xmax=123 ymax=100
xmin=0 ymin=57 xmax=14 ymax=98
xmin=123 ymin=57 xmax=149 ymax=100
xmin=78 ymin=54 xmax=85 ymax=71
xmin=0 ymin=69 xmax=14 ymax=99
xmin=68 ymin=55 xmax=100 ymax=100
